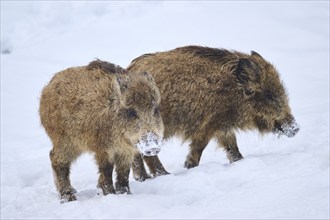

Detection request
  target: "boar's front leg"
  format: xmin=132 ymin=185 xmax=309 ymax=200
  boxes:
xmin=143 ymin=155 xmax=169 ymax=177
xmin=132 ymin=154 xmax=169 ymax=180
xmin=184 ymin=138 xmax=210 ymax=169
xmin=132 ymin=153 xmax=152 ymax=181
xmin=114 ymin=154 xmax=132 ymax=194
xmin=216 ymin=130 xmax=243 ymax=163
xmin=95 ymin=151 xmax=115 ymax=195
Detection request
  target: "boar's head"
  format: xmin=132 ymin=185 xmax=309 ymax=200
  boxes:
xmin=236 ymin=51 xmax=299 ymax=138
xmin=116 ymin=72 xmax=164 ymax=156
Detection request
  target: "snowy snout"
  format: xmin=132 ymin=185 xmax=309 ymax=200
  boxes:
xmin=273 ymin=120 xmax=300 ymax=138
xmin=286 ymin=121 xmax=300 ymax=138
xmin=136 ymin=132 xmax=163 ymax=156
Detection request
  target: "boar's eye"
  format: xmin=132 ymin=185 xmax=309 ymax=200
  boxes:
xmin=126 ymin=108 xmax=138 ymax=119
xmin=265 ymin=91 xmax=275 ymax=101
xmin=154 ymin=106 xmax=160 ymax=117
xmin=245 ymin=89 xmax=255 ymax=96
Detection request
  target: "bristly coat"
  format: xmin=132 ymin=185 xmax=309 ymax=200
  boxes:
xmin=127 ymin=45 xmax=299 ymax=179
xmin=40 ymin=59 xmax=164 ymax=202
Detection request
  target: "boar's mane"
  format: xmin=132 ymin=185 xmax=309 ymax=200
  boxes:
xmin=176 ymin=46 xmax=231 ymax=61
xmin=87 ymin=59 xmax=127 ymax=74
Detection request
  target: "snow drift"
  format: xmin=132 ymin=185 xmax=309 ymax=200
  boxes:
xmin=1 ymin=1 xmax=329 ymax=219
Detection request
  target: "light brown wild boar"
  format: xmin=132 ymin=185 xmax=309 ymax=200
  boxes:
xmin=127 ymin=45 xmax=300 ymax=180
xmin=39 ymin=60 xmax=164 ymax=203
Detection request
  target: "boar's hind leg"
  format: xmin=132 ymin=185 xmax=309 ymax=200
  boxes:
xmin=132 ymin=153 xmax=152 ymax=181
xmin=114 ymin=154 xmax=132 ymax=194
xmin=50 ymin=148 xmax=78 ymax=203
xmin=216 ymin=131 xmax=243 ymax=163
xmin=184 ymin=138 xmax=210 ymax=169
xmin=143 ymin=155 xmax=169 ymax=177
xmin=95 ymin=151 xmax=115 ymax=195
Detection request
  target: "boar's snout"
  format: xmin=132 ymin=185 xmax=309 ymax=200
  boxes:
xmin=136 ymin=132 xmax=163 ymax=156
xmin=273 ymin=117 xmax=300 ymax=138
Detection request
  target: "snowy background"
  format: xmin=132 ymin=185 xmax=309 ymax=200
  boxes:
xmin=1 ymin=1 xmax=329 ymax=219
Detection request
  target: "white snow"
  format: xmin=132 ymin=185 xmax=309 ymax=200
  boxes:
xmin=1 ymin=1 xmax=329 ymax=219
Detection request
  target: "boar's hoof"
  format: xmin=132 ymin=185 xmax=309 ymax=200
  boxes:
xmin=60 ymin=189 xmax=77 ymax=203
xmin=184 ymin=159 xmax=199 ymax=169
xmin=115 ymin=186 xmax=131 ymax=195
xmin=134 ymin=173 xmax=152 ymax=182
xmin=229 ymin=156 xmax=244 ymax=163
xmin=154 ymin=169 xmax=170 ymax=177
xmin=228 ymin=152 xmax=244 ymax=163
xmin=97 ymin=183 xmax=115 ymax=196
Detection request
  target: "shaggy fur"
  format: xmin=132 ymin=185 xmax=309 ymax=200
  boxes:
xmin=127 ymin=45 xmax=299 ymax=179
xmin=39 ymin=60 xmax=164 ymax=202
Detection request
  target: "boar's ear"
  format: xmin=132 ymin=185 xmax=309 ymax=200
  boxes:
xmin=111 ymin=74 xmax=125 ymax=107
xmin=251 ymin=51 xmax=263 ymax=59
xmin=115 ymin=74 xmax=128 ymax=94
xmin=140 ymin=71 xmax=155 ymax=83
xmin=236 ymin=58 xmax=260 ymax=96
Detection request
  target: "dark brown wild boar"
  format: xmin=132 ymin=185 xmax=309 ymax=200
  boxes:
xmin=127 ymin=45 xmax=299 ymax=180
xmin=39 ymin=59 xmax=164 ymax=202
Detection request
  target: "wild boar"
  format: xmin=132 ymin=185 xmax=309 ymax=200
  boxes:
xmin=127 ymin=45 xmax=299 ymax=180
xmin=39 ymin=59 xmax=164 ymax=202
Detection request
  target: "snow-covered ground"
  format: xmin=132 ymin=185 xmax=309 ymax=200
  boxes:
xmin=1 ymin=1 xmax=329 ymax=219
